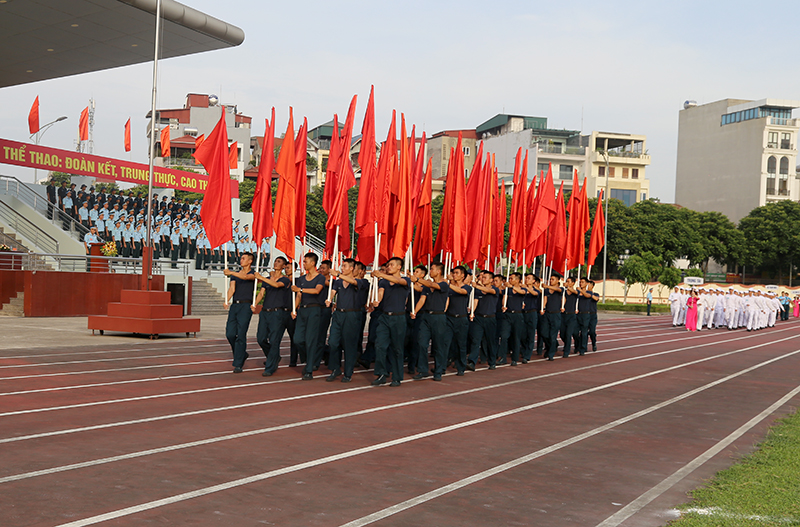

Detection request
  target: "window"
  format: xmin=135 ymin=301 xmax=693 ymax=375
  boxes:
xmin=632 ymin=168 xmax=639 ymax=179
xmin=779 ymin=173 xmax=789 ymax=195
xmin=537 ymin=163 xmax=549 ymax=175
xmin=465 ymin=169 xmax=469 ymax=179
xmin=766 ymin=175 xmax=776 ymax=195
xmin=782 ymin=133 xmax=792 ymax=150
xmin=780 ymin=157 xmax=789 ymax=175
xmin=622 ymin=168 xmax=629 ymax=179
xmin=609 ymin=167 xmax=616 ymax=177
xmin=768 ymin=132 xmax=779 ymax=148
xmin=641 ymin=192 xmax=647 ymax=201
xmin=610 ymin=189 xmax=636 ymax=207
xmin=463 ymin=146 xmax=470 ymax=157
xmin=767 ymin=156 xmax=777 ymax=174
xmin=598 ymin=166 xmax=605 ymax=177
xmin=559 ymin=165 xmax=573 ymax=180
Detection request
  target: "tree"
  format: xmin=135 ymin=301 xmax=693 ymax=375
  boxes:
xmin=659 ymin=267 xmax=682 ymax=290
xmin=619 ymin=254 xmax=650 ymax=305
xmin=739 ymin=201 xmax=800 ymax=281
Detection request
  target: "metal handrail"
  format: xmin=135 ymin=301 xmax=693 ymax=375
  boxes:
xmin=0 ymin=251 xmax=192 ymax=277
xmin=0 ymin=200 xmax=59 ymax=253
xmin=0 ymin=175 xmax=91 ymax=242
xmin=0 ymin=231 xmax=26 ymax=251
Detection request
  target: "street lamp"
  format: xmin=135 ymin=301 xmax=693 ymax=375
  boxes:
xmin=30 ymin=116 xmax=68 ymax=183
xmin=617 ymin=249 xmax=630 ymax=304
xmin=599 ymin=150 xmax=611 ymax=302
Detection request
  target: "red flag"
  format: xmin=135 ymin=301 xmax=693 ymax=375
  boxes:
xmin=528 ymin=164 xmax=557 ymax=249
xmin=410 ymin=131 xmax=426 ymax=212
xmin=464 ymin=146 xmax=491 ymax=263
xmin=433 ymin=151 xmax=454 ymax=258
xmin=252 ymin=108 xmax=276 ymax=245
xmin=524 ymin=171 xmax=540 ymax=262
xmin=322 ymin=115 xmax=341 ymax=224
xmin=391 ymin=114 xmax=414 ymax=258
xmin=28 ymin=96 xmax=40 ymax=135
xmin=565 ymin=169 xmax=581 ymax=270
xmin=576 ymin=177 xmax=590 ymax=267
xmin=195 ymin=134 xmax=205 ymax=148
xmin=413 ymin=158 xmax=433 ymax=265
xmin=273 ymin=109 xmax=297 ymax=259
xmin=294 ymin=118 xmax=308 ymax=243
xmin=326 ymin=95 xmax=359 ymax=257
xmin=228 ymin=141 xmax=238 ymax=170
xmin=355 ymin=86 xmax=378 ymax=263
xmin=494 ymin=175 xmax=507 ymax=264
xmin=124 ymin=118 xmax=131 ymax=152
xmin=375 ymin=111 xmax=397 ymax=263
xmin=588 ymin=190 xmax=606 ymax=267
xmin=479 ymin=154 xmax=497 ymax=264
xmin=79 ymin=107 xmax=89 ymax=142
xmin=450 ymin=133 xmax=468 ymax=262
xmin=160 ymin=125 xmax=170 ymax=158
xmin=192 ymin=106 xmax=232 ymax=249
xmin=547 ymin=182 xmax=568 ymax=272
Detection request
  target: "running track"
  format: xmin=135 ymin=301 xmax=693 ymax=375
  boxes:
xmin=1 ymin=315 xmax=800 ymax=527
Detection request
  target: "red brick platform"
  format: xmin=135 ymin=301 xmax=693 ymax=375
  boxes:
xmin=88 ymin=289 xmax=200 ymax=339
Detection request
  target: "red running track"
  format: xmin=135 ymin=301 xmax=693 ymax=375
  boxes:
xmin=1 ymin=314 xmax=799 ymax=526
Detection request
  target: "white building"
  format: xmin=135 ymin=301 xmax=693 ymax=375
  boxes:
xmin=675 ymin=98 xmax=800 ymax=222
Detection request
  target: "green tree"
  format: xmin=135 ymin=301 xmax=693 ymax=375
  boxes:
xmin=739 ymin=200 xmax=800 ymax=281
xmin=619 ymin=254 xmax=651 ymax=305
xmin=659 ymin=267 xmax=682 ymax=290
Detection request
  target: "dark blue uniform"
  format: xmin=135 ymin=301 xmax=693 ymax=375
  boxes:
xmin=375 ymin=277 xmax=410 ymax=382
xmin=561 ymin=288 xmax=579 ymax=357
xmin=542 ymin=287 xmax=564 ymax=360
xmin=295 ymin=273 xmax=326 ymax=376
xmin=522 ymin=286 xmax=541 ymax=361
xmin=469 ymin=286 xmax=500 ymax=367
xmin=329 ymin=277 xmax=369 ymax=378
xmin=444 ymin=284 xmax=472 ymax=375
xmin=226 ymin=270 xmax=255 ymax=370
xmin=499 ymin=287 xmax=526 ymax=364
xmin=577 ymin=290 xmax=599 ymax=354
xmin=417 ymin=282 xmax=448 ymax=377
xmin=256 ymin=275 xmax=291 ymax=375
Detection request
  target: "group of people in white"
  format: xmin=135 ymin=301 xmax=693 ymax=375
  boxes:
xmin=669 ymin=287 xmax=797 ymax=332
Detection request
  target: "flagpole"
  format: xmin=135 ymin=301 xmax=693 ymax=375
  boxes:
xmin=408 ymin=244 xmax=416 ymax=316
xmin=469 ymin=259 xmax=476 ymax=313
xmin=521 ymin=249 xmax=526 ymax=284
xmin=251 ymin=249 xmax=261 ymax=307
xmin=327 ymin=226 xmax=339 ymax=302
xmin=223 ymin=244 xmax=229 ymax=307
xmin=504 ymin=249 xmax=512 ymax=309
xmin=142 ymin=0 xmax=162 ymax=292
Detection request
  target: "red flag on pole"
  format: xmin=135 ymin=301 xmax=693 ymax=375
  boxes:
xmin=495 ymin=176 xmax=507 ymax=263
xmin=565 ymin=169 xmax=581 ymax=270
xmin=79 ymin=107 xmax=89 ymax=141
xmin=547 ymin=182 xmax=568 ymax=272
xmin=355 ymin=86 xmax=378 ymax=264
xmin=192 ymin=106 xmax=232 ymax=249
xmin=450 ymin=133 xmax=468 ymax=263
xmin=391 ymin=114 xmax=414 ymax=258
xmin=479 ymin=154 xmax=497 ymax=264
xmin=124 ymin=118 xmax=131 ymax=152
xmin=464 ymin=143 xmax=489 ymax=263
xmin=375 ymin=111 xmax=396 ymax=263
xmin=576 ymin=177 xmax=590 ymax=267
xmin=272 ymin=109 xmax=297 ymax=259
xmin=194 ymin=134 xmax=205 ymax=148
xmin=588 ymin=189 xmax=606 ymax=267
xmin=160 ymin=125 xmax=170 ymax=158
xmin=528 ymin=164 xmax=557 ymax=250
xmin=28 ymin=96 xmax=39 ymax=135
xmin=294 ymin=118 xmax=308 ymax=244
xmin=252 ymin=108 xmax=276 ymax=245
xmin=413 ymin=158 xmax=433 ymax=265
xmin=325 ymin=95 xmax=358 ymax=256
xmin=433 ymin=151 xmax=454 ymax=258
xmin=228 ymin=141 xmax=238 ymax=170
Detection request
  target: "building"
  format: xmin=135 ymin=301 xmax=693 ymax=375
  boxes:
xmin=675 ymin=98 xmax=800 ymax=222
xmin=147 ymin=93 xmax=252 ymax=181
xmin=478 ymin=114 xmax=650 ymax=205
xmin=425 ymin=130 xmax=478 ymax=181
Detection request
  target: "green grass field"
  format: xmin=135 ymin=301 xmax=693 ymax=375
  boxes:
xmin=670 ymin=411 xmax=800 ymax=526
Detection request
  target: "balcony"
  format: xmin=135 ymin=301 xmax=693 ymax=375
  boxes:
xmin=536 ymin=143 xmax=586 ymax=156
xmin=766 ymin=142 xmax=795 ymax=150
xmin=591 ymin=149 xmax=651 ymax=166
xmin=768 ymin=117 xmax=799 ymax=127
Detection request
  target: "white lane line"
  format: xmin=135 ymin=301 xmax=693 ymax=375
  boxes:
xmin=0 ymin=358 xmax=234 ymax=381
xmin=595 ymin=387 xmax=800 ymax=526
xmin=2 ymin=329 xmax=795 ymax=486
xmin=339 ymin=353 xmax=800 ymax=527
xmin=0 ymin=348 xmax=251 ymax=369
xmin=51 ymin=345 xmax=800 ymax=527
xmin=0 ymin=341 xmax=238 ymax=360
xmin=0 ymin=324 xmax=789 ymax=416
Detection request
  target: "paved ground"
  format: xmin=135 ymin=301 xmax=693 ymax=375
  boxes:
xmin=1 ymin=314 xmax=799 ymax=526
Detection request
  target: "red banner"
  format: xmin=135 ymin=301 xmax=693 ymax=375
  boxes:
xmin=0 ymin=138 xmax=239 ymax=197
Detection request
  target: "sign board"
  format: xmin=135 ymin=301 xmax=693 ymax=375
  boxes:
xmin=765 ymin=284 xmax=779 ymax=291
xmin=0 ymin=138 xmax=239 ymax=197
xmin=684 ymin=276 xmax=704 ymax=285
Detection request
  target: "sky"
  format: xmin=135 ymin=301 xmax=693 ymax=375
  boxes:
xmin=2 ymin=0 xmax=799 ymax=202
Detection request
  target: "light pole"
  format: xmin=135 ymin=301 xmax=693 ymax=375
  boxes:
xmin=30 ymin=116 xmax=68 ymax=183
xmin=617 ymin=249 xmax=630 ymax=304
xmin=599 ymin=150 xmax=611 ymax=302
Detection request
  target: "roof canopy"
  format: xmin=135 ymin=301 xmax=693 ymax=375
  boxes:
xmin=0 ymin=0 xmax=244 ymax=88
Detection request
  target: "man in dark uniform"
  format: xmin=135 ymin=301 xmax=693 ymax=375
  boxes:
xmin=521 ymin=274 xmax=541 ymax=363
xmin=371 ymin=257 xmax=410 ymax=386
xmin=541 ymin=273 xmax=565 ymax=361
xmin=354 ymin=261 xmax=370 ymax=363
xmin=361 ymin=264 xmax=385 ymax=369
xmin=316 ymin=259 xmax=333 ymax=370
xmin=253 ymin=256 xmax=291 ymax=376
xmin=326 ymin=258 xmax=369 ymax=382
xmin=404 ymin=265 xmax=427 ymax=375
xmin=57 ymin=181 xmax=68 ymax=212
xmin=498 ymin=272 xmax=526 ymax=366
xmin=577 ymin=278 xmax=600 ymax=354
xmin=560 ymin=276 xmax=579 ymax=357
xmin=468 ymin=270 xmax=500 ymax=369
xmin=46 ymin=180 xmax=57 ymax=219
xmin=224 ymin=252 xmax=256 ymax=373
xmin=442 ymin=266 xmax=472 ymax=377
xmin=291 ymin=253 xmax=326 ymax=380
xmin=414 ymin=262 xmax=449 ymax=380
xmin=493 ymin=274 xmax=505 ymax=361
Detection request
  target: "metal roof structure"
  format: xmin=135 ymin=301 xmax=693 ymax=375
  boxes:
xmin=0 ymin=0 xmax=244 ymax=88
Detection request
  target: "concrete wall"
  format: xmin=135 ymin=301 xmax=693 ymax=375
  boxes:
xmin=482 ymin=130 xmax=534 ymax=185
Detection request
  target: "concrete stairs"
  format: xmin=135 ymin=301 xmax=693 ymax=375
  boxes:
xmin=0 ymin=292 xmax=24 ymax=317
xmin=192 ymin=278 xmax=228 ymax=315
xmin=0 ymin=226 xmax=54 ymax=270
